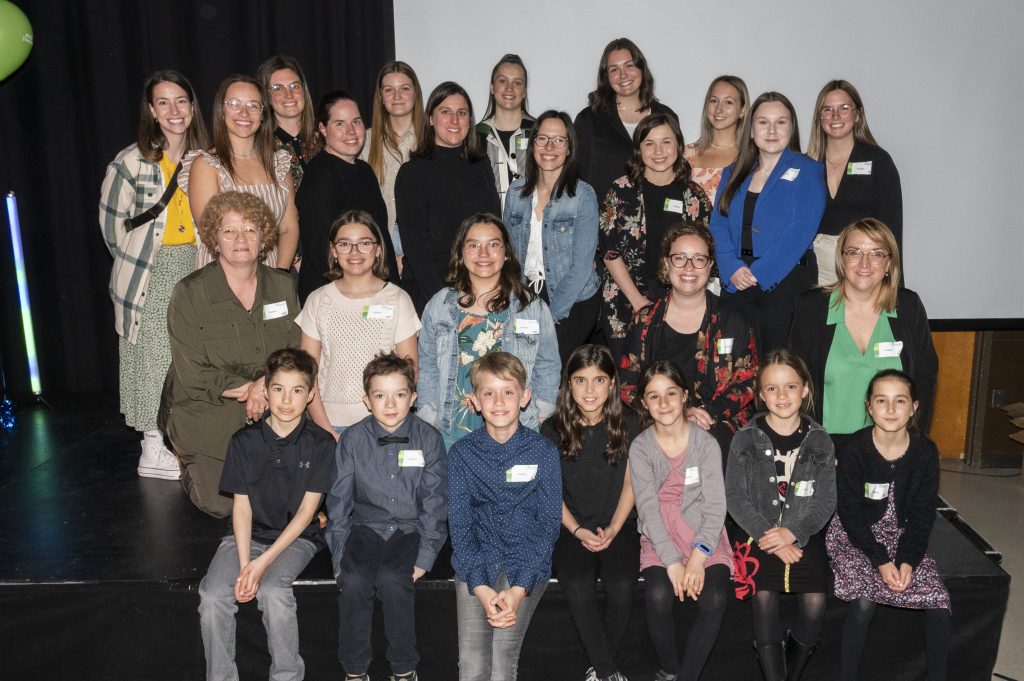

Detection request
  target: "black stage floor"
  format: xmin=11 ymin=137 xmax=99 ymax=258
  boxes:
xmin=0 ymin=396 xmax=1010 ymax=680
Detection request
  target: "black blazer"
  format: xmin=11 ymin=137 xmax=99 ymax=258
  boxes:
xmin=788 ymin=287 xmax=938 ymax=432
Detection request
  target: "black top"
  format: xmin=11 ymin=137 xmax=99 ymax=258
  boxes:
xmin=641 ymin=178 xmax=684 ymax=295
xmin=541 ymin=413 xmax=641 ymax=530
xmin=835 ymin=426 xmax=939 ymax=569
xmin=495 ymin=128 xmax=517 ymax=184
xmin=294 ymin=151 xmax=397 ymax=304
xmin=574 ymin=101 xmax=678 ymax=201
xmin=742 ymin=190 xmax=759 ymax=256
xmin=394 ymin=145 xmax=501 ymax=311
xmin=219 ymin=415 xmax=335 ymax=546
xmin=819 ymin=140 xmax=902 ymax=251
xmin=657 ymin=321 xmax=698 ymax=385
xmin=760 ymin=417 xmax=811 ymax=501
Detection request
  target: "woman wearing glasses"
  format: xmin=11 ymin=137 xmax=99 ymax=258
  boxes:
xmin=294 ymin=91 xmax=398 ymax=303
xmin=503 ymin=111 xmax=600 ymax=364
xmin=807 ymin=80 xmax=903 ymax=287
xmin=417 ymin=213 xmax=560 ymax=449
xmin=788 ymin=219 xmax=936 ymax=447
xmin=296 ymin=210 xmax=419 ymax=437
xmin=618 ymin=222 xmax=757 ymax=460
xmin=257 ymin=55 xmax=322 ymax=190
xmin=179 ymin=74 xmax=300 ymax=270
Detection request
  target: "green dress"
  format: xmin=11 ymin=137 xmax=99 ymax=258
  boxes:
xmin=445 ymin=309 xmax=509 ymax=449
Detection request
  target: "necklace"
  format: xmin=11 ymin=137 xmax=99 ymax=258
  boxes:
xmin=231 ymin=148 xmax=257 ymax=158
xmin=709 ymin=141 xmax=736 ymax=150
xmin=825 ymin=155 xmax=847 ymax=171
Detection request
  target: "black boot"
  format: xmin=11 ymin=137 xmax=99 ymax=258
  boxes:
xmin=753 ymin=640 xmax=786 ymax=681
xmin=785 ymin=630 xmax=820 ymax=681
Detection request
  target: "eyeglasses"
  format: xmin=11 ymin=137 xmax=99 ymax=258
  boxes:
xmin=224 ymin=98 xmax=264 ymax=114
xmin=269 ymin=81 xmax=303 ymax=97
xmin=535 ymin=135 xmax=568 ymax=149
xmin=820 ymin=103 xmax=855 ymax=118
xmin=842 ymin=248 xmax=889 ymax=262
xmin=463 ymin=240 xmax=505 ymax=254
xmin=217 ymin=225 xmax=262 ymax=240
xmin=668 ymin=253 xmax=711 ymax=269
xmin=333 ymin=239 xmax=378 ymax=254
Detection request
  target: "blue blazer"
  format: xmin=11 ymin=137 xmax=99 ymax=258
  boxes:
xmin=710 ymin=147 xmax=826 ymax=292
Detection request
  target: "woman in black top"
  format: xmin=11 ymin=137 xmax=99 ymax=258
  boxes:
xmin=806 ymin=80 xmax=902 ymax=287
xmin=542 ymin=344 xmax=641 ymax=681
xmin=395 ymin=81 xmax=501 ymax=311
xmin=574 ymin=37 xmax=678 ymax=201
xmin=294 ymin=91 xmax=398 ymax=303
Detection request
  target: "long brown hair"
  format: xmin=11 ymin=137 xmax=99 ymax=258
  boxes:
xmin=256 ymin=55 xmax=316 ymax=145
xmin=445 ymin=212 xmax=535 ymax=312
xmin=550 ymin=345 xmax=630 ymax=463
xmin=366 ymin=61 xmax=424 ymax=182
xmin=137 ymin=69 xmax=209 ymax=162
xmin=625 ymin=112 xmax=691 ymax=188
xmin=587 ymin=37 xmax=657 ymax=113
xmin=806 ymin=79 xmax=877 ymax=161
xmin=413 ymin=81 xmax=483 ymax=162
xmin=694 ymin=75 xmax=749 ymax=154
xmin=209 ymin=74 xmax=277 ymax=182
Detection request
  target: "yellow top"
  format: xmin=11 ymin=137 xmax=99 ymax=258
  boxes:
xmin=159 ymin=154 xmax=196 ymax=246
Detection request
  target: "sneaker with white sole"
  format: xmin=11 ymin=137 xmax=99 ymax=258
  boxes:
xmin=138 ymin=440 xmax=181 ymax=480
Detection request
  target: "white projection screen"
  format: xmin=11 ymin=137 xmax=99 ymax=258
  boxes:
xmin=395 ymin=0 xmax=1024 ymax=325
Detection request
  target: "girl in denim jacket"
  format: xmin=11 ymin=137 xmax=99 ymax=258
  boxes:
xmin=725 ymin=349 xmax=836 ymax=681
xmin=417 ymin=213 xmax=560 ymax=449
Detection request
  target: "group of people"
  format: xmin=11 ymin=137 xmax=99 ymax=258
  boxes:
xmin=98 ymin=36 xmax=944 ymax=681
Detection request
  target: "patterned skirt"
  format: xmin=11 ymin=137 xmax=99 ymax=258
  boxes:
xmin=119 ymin=244 xmax=196 ymax=431
xmin=825 ymin=485 xmax=950 ymax=611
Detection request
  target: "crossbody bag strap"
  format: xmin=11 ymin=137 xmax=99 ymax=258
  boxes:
xmin=126 ymin=161 xmax=182 ymax=232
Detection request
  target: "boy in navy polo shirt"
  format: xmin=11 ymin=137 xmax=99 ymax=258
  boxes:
xmin=448 ymin=351 xmax=562 ymax=680
xmin=198 ymin=348 xmax=334 ymax=681
xmin=326 ymin=352 xmax=448 ymax=681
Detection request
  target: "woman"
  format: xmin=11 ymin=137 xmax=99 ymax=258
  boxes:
xmin=99 ymin=69 xmax=209 ymax=481
xmin=159 ymin=191 xmax=300 ymax=518
xmin=618 ymin=222 xmax=757 ymax=461
xmin=806 ymin=80 xmax=903 ymax=287
xmin=362 ymin=60 xmax=425 ymax=264
xmin=788 ymin=219 xmax=937 ymax=446
xmin=417 ymin=213 xmax=560 ymax=449
xmin=179 ymin=74 xmax=299 ymax=270
xmin=294 ymin=91 xmax=398 ymax=303
xmin=257 ymin=55 xmax=322 ymax=189
xmin=503 ymin=110 xmax=600 ymax=364
xmin=476 ymin=54 xmax=535 ymax=209
xmin=574 ymin=38 xmax=677 ymax=201
xmin=683 ymin=75 xmax=749 ymax=207
xmin=600 ymin=113 xmax=712 ymax=353
xmin=395 ymin=82 xmax=500 ymax=311
xmin=709 ymin=91 xmax=826 ymax=355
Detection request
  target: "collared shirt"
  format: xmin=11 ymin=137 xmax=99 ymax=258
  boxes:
xmin=325 ymin=414 xmax=448 ymax=574
xmin=219 ymin=415 xmax=334 ymax=546
xmin=448 ymin=425 xmax=562 ymax=593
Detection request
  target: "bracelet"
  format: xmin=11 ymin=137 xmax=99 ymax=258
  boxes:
xmin=572 ymin=526 xmax=583 ymax=538
xmin=692 ymin=541 xmax=713 ymax=557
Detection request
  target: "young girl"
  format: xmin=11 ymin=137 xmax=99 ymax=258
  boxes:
xmin=541 ymin=345 xmax=641 ymax=681
xmin=725 ymin=349 xmax=836 ymax=681
xmin=296 ymin=210 xmax=419 ymax=436
xmin=629 ymin=360 xmax=732 ymax=681
xmin=827 ymin=370 xmax=950 ymax=681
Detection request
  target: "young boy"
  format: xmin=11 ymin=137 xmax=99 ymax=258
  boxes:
xmin=326 ymin=352 xmax=448 ymax=681
xmin=198 ymin=348 xmax=334 ymax=681
xmin=447 ymin=351 xmax=562 ymax=681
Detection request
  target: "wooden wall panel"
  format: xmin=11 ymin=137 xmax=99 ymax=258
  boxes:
xmin=929 ymin=331 xmax=975 ymax=459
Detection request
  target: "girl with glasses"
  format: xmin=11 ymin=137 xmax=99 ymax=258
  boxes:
xmin=256 ymin=55 xmax=321 ymax=190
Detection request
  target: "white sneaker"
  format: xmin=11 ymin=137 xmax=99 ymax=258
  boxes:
xmin=138 ymin=439 xmax=181 ymax=480
xmin=584 ymin=668 xmax=598 ymax=681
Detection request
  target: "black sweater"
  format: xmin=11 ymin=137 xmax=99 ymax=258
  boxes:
xmin=818 ymin=141 xmax=902 ymax=248
xmin=394 ymin=145 xmax=500 ymax=311
xmin=835 ymin=426 xmax=940 ymax=569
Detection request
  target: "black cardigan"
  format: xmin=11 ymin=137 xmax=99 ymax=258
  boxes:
xmin=819 ymin=141 xmax=902 ymax=248
xmin=788 ymin=287 xmax=938 ymax=432
xmin=835 ymin=426 xmax=940 ymax=569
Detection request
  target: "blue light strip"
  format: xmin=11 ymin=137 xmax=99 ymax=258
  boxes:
xmin=6 ymin=192 xmax=41 ymax=394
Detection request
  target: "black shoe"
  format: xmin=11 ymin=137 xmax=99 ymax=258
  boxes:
xmin=785 ymin=631 xmax=820 ymax=681
xmin=753 ymin=640 xmax=786 ymax=681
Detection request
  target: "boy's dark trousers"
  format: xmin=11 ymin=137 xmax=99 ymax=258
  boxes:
xmin=336 ymin=525 xmax=421 ymax=675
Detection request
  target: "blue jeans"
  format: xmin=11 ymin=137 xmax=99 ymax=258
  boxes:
xmin=198 ymin=535 xmax=318 ymax=681
xmin=455 ymin=574 xmax=548 ymax=681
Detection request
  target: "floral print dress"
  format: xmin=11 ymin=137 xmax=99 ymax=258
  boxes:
xmin=445 ymin=309 xmax=509 ymax=449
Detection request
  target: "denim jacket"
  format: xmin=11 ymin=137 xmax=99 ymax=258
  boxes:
xmin=503 ymin=178 xmax=601 ymax=321
xmin=416 ymin=288 xmax=561 ymax=436
xmin=725 ymin=414 xmax=836 ymax=548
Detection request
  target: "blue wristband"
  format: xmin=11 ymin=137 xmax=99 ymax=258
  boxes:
xmin=693 ymin=541 xmax=712 ymax=557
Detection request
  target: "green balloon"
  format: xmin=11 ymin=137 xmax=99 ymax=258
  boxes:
xmin=0 ymin=1 xmax=32 ymax=81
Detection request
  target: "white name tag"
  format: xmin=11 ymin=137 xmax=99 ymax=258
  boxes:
xmin=398 ymin=450 xmax=424 ymax=467
xmin=716 ymin=337 xmax=734 ymax=355
xmin=874 ymin=341 xmax=904 ymax=358
xmin=516 ymin=137 xmax=529 ymax=150
xmin=684 ymin=466 xmax=700 ymax=485
xmin=780 ymin=168 xmax=800 ymax=182
xmin=514 ymin=318 xmax=539 ymax=335
xmin=865 ymin=482 xmax=890 ymax=500
xmin=847 ymin=161 xmax=873 ymax=175
xmin=506 ymin=464 xmax=537 ymax=483
xmin=362 ymin=304 xmax=394 ymax=320
xmin=663 ymin=198 xmax=684 ymax=214
xmin=262 ymin=301 xmax=289 ymax=320
xmin=794 ymin=480 xmax=815 ymax=497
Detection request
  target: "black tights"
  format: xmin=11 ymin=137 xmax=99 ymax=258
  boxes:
xmin=840 ymin=598 xmax=950 ymax=681
xmin=644 ymin=564 xmax=730 ymax=681
xmin=751 ymin=590 xmax=827 ymax=645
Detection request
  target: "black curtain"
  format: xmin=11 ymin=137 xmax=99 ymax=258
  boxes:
xmin=0 ymin=1 xmax=395 ymax=395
